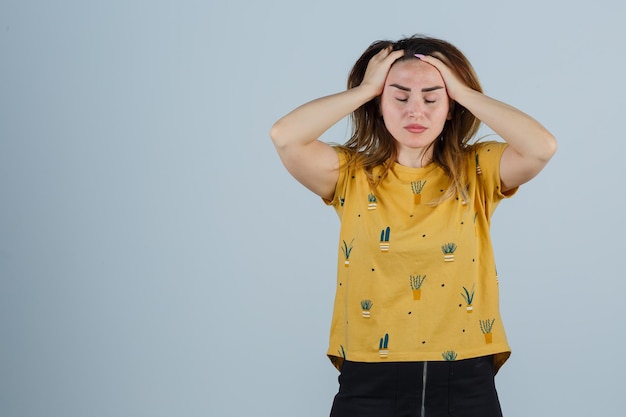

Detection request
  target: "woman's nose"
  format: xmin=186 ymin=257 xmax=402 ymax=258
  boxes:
xmin=408 ymin=101 xmax=424 ymax=118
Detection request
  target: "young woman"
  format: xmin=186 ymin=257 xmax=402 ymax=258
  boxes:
xmin=270 ymin=35 xmax=556 ymax=417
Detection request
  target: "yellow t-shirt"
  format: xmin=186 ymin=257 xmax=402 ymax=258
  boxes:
xmin=325 ymin=141 xmax=516 ymax=373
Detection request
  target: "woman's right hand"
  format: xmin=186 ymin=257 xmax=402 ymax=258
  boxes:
xmin=359 ymin=47 xmax=405 ymax=96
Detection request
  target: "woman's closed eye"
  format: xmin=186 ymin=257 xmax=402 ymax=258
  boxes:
xmin=394 ymin=96 xmax=438 ymax=104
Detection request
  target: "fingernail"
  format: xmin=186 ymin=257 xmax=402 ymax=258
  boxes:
xmin=414 ymin=54 xmax=425 ymax=59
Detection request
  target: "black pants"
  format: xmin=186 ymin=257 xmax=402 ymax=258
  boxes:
xmin=329 ymin=356 xmax=503 ymax=417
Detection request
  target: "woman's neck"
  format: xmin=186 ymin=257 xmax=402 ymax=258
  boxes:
xmin=395 ymin=147 xmax=434 ymax=168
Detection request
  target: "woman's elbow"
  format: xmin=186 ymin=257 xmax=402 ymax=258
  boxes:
xmin=270 ymin=118 xmax=296 ymax=151
xmin=269 ymin=120 xmax=283 ymax=147
xmin=540 ymin=132 xmax=558 ymax=162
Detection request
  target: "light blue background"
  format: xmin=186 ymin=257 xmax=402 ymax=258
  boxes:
xmin=1 ymin=1 xmax=624 ymax=416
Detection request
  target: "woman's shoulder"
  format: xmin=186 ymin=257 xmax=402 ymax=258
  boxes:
xmin=464 ymin=140 xmax=508 ymax=166
xmin=332 ymin=146 xmax=376 ymax=174
xmin=332 ymin=145 xmax=357 ymax=162
xmin=468 ymin=139 xmax=508 ymax=154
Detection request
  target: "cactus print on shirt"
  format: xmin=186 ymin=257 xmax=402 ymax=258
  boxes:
xmin=324 ymin=141 xmax=516 ymax=374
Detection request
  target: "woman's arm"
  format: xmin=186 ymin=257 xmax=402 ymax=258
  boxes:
xmin=450 ymin=90 xmax=557 ymax=192
xmin=270 ymin=48 xmax=405 ymax=200
xmin=419 ymin=55 xmax=557 ymax=192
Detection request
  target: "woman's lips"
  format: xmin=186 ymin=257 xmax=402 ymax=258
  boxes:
xmin=404 ymin=124 xmax=427 ymax=133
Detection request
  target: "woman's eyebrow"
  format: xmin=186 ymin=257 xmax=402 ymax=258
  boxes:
xmin=390 ymin=83 xmax=411 ymax=92
xmin=390 ymin=83 xmax=445 ymax=93
xmin=422 ymin=86 xmax=445 ymax=92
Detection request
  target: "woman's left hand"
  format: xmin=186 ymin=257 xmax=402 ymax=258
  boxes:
xmin=416 ymin=54 xmax=471 ymax=102
xmin=418 ymin=54 xmax=556 ymax=192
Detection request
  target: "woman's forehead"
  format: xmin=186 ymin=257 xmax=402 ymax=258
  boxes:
xmin=387 ymin=60 xmax=444 ymax=88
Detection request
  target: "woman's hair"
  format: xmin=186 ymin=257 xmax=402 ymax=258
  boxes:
xmin=339 ymin=34 xmax=483 ymax=203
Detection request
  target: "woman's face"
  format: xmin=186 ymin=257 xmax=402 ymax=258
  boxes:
xmin=380 ymin=59 xmax=451 ymax=165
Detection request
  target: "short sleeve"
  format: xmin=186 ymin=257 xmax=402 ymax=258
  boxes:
xmin=474 ymin=141 xmax=518 ymax=202
xmin=323 ymin=147 xmax=351 ymax=209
